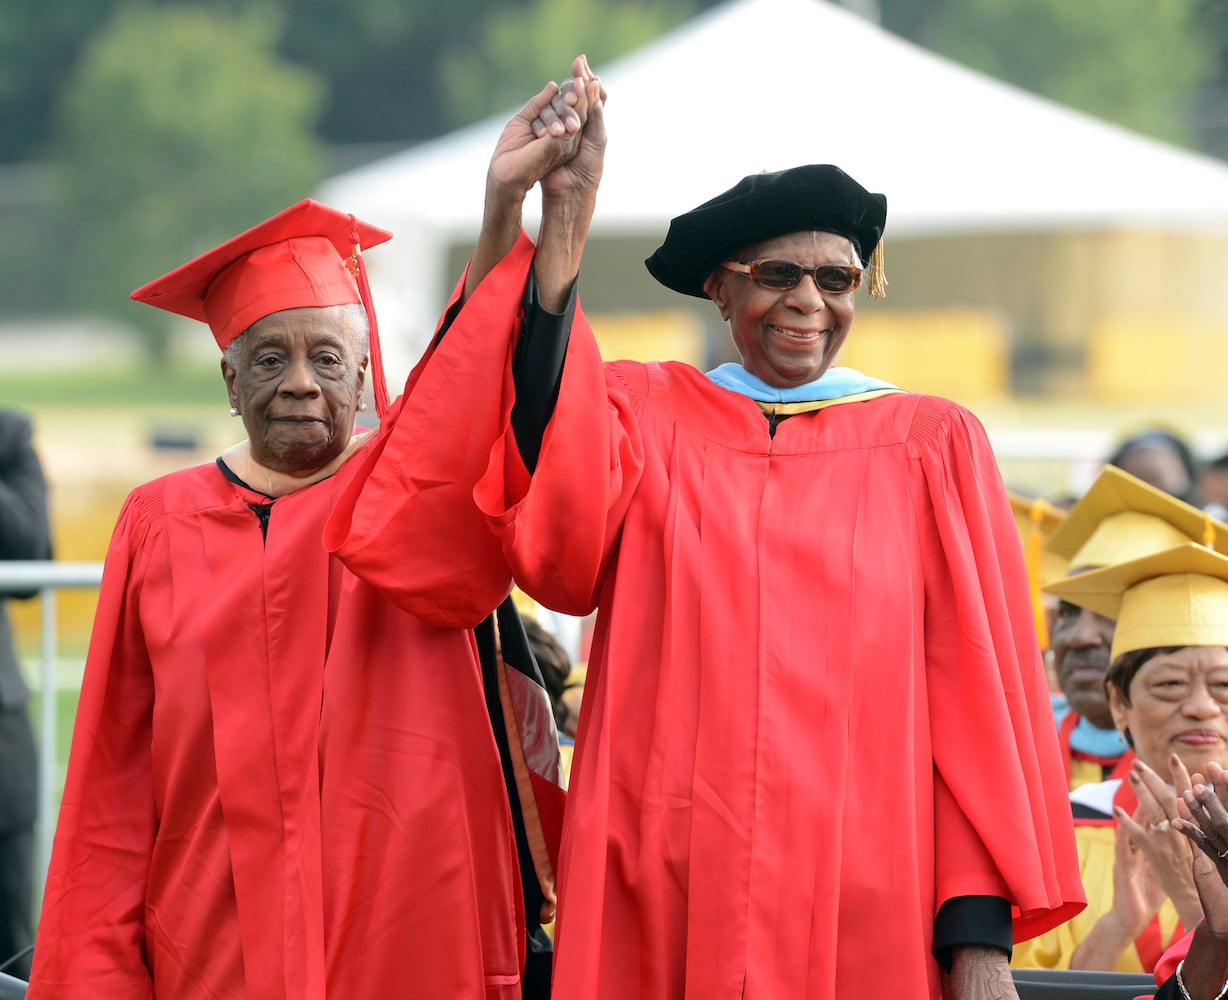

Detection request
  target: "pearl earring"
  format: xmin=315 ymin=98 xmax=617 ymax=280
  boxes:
xmin=230 ymin=406 xmax=240 ymax=416
xmin=358 ymin=401 xmax=368 ymax=412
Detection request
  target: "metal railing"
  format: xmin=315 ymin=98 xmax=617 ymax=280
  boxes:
xmin=0 ymin=561 xmax=103 ymax=900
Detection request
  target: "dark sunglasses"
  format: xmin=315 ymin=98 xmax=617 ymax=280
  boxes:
xmin=721 ymin=258 xmax=862 ymax=294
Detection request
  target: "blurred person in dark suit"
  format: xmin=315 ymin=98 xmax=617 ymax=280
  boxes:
xmin=0 ymin=409 xmax=52 ymax=981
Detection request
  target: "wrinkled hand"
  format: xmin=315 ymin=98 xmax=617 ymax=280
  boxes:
xmin=1175 ymin=760 xmax=1228 ymax=935
xmin=1116 ymin=756 xmax=1199 ymax=921
xmin=943 ymin=946 xmax=1018 ymax=1000
xmin=486 ymin=55 xmax=598 ymax=202
xmin=528 ymin=55 xmax=606 ymax=140
xmin=1110 ymin=809 xmax=1171 ymax=938
xmin=530 ymin=54 xmax=606 ymax=203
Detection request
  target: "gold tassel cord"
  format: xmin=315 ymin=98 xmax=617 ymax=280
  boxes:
xmin=866 ymin=240 xmax=887 ymax=299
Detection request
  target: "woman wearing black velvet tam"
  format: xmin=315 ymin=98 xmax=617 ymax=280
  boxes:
xmin=328 ymin=57 xmax=1086 ymax=1000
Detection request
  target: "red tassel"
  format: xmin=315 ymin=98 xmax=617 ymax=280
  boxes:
xmin=349 ymin=221 xmax=390 ymax=418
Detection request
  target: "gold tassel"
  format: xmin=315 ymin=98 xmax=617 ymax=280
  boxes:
xmin=866 ymin=239 xmax=887 ymax=299
xmin=1204 ymin=512 xmax=1217 ymax=548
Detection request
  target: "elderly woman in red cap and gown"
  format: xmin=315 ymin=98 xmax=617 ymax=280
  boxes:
xmin=327 ymin=59 xmax=1085 ymax=1000
xmin=24 ymin=115 xmax=590 ymax=996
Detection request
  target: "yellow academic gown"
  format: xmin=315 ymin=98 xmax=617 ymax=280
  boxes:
xmin=1012 ymin=778 xmax=1183 ymax=973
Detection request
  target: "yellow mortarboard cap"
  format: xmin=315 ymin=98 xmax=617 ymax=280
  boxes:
xmin=1044 ymin=466 xmax=1228 ymax=573
xmin=1045 ymin=542 xmax=1228 ymax=661
xmin=1008 ymin=492 xmax=1068 ymax=646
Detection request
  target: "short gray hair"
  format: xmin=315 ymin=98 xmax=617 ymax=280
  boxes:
xmin=222 ymin=303 xmax=371 ymax=369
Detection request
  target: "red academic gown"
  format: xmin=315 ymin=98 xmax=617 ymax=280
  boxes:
xmin=368 ymin=234 xmax=1083 ymax=999
xmin=27 ymin=266 xmax=533 ymax=1000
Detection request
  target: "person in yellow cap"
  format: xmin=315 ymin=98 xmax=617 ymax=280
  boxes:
xmin=326 ymin=55 xmax=1090 ymax=1000
xmin=1014 ymin=542 xmax=1228 ymax=977
xmin=1044 ymin=466 xmax=1228 ymax=791
xmin=25 ymin=62 xmax=600 ymax=999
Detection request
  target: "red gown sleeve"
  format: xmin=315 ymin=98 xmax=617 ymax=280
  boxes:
xmin=472 ymin=309 xmax=645 ymax=617
xmin=915 ymin=398 xmax=1086 ymax=942
xmin=27 ymin=496 xmax=156 ymax=999
xmin=324 ymin=234 xmax=541 ymax=629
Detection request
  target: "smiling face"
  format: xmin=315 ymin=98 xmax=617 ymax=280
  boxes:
xmin=704 ymin=230 xmax=858 ymax=388
xmin=222 ymin=304 xmax=368 ymax=475
xmin=1110 ymin=646 xmax=1228 ymax=776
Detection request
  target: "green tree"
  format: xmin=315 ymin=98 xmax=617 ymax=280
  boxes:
xmin=437 ymin=0 xmax=697 ymax=126
xmin=900 ymin=0 xmax=1215 ymax=148
xmin=4 ymin=0 xmax=1225 ymax=162
xmin=276 ymin=0 xmax=508 ymax=146
xmin=0 ymin=0 xmax=122 ymax=162
xmin=1188 ymin=0 xmax=1228 ymax=157
xmin=48 ymin=3 xmax=326 ymax=365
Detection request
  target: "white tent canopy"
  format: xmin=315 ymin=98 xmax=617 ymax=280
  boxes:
xmin=320 ymin=0 xmax=1228 ymax=382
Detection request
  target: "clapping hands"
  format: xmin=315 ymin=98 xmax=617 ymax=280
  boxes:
xmin=1174 ymin=759 xmax=1228 ymax=935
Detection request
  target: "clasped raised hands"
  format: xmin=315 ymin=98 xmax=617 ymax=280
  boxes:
xmin=487 ymin=54 xmax=607 ymax=206
xmin=467 ymin=54 xmax=608 ymax=303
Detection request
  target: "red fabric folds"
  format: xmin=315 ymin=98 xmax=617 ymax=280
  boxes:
xmin=311 ymin=238 xmax=1083 ymax=998
xmin=322 ymin=235 xmax=540 ymax=630
xmin=30 ymin=444 xmax=524 ymax=996
xmin=433 ymin=244 xmax=1086 ymax=999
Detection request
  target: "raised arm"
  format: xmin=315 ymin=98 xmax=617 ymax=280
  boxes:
xmin=465 ymin=54 xmax=606 ymax=308
xmin=533 ymin=56 xmax=606 ymax=311
xmin=325 ymin=59 xmax=608 ymax=626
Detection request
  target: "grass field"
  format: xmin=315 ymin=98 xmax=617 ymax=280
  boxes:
xmin=0 ymin=363 xmax=227 ymax=409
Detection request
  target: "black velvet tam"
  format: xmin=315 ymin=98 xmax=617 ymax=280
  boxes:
xmin=644 ymin=164 xmax=887 ymax=299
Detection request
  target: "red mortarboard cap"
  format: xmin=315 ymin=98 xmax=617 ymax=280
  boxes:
xmin=131 ymin=198 xmax=394 ymax=414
